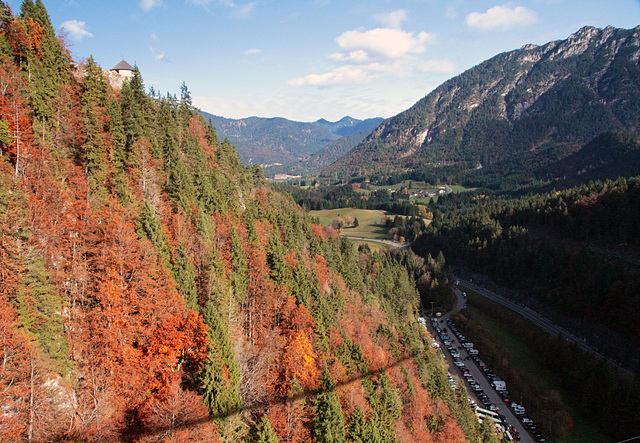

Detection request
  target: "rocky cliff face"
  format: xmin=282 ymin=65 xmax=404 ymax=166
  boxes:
xmin=323 ymin=25 xmax=640 ymax=177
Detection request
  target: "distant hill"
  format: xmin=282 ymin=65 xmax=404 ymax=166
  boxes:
xmin=200 ymin=112 xmax=382 ymax=172
xmin=322 ymin=25 xmax=640 ymax=187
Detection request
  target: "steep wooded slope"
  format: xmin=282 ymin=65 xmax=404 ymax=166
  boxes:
xmin=323 ymin=25 xmax=640 ymax=180
xmin=0 ymin=2 xmax=480 ymax=442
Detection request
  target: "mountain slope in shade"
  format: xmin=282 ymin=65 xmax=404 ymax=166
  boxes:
xmin=322 ymin=25 xmax=640 ymax=181
xmin=200 ymin=111 xmax=383 ymax=167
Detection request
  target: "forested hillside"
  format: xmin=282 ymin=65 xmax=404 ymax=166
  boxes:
xmin=410 ymin=177 xmax=640 ymax=440
xmin=0 ymin=2 xmax=482 ymax=442
xmin=413 ymin=177 xmax=640 ymax=367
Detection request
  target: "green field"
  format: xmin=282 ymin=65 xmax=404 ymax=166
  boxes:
xmin=310 ymin=208 xmax=393 ymax=240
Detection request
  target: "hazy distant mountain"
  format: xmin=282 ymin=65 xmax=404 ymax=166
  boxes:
xmin=200 ymin=112 xmax=383 ymax=170
xmin=322 ymin=25 xmax=640 ymax=184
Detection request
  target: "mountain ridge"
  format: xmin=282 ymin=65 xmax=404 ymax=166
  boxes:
xmin=200 ymin=111 xmax=383 ymax=171
xmin=321 ymin=25 xmax=640 ymax=183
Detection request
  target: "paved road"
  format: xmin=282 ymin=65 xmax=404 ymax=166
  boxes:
xmin=432 ymin=289 xmax=534 ymax=443
xmin=454 ymin=276 xmax=633 ymax=377
xmin=343 ymin=236 xmax=410 ymax=249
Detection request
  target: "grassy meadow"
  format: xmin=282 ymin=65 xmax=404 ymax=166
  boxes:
xmin=310 ymin=208 xmax=393 ymax=240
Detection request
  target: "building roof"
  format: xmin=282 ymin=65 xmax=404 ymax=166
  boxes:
xmin=111 ymin=60 xmax=134 ymax=71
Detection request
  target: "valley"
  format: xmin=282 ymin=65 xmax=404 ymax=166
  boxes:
xmin=0 ymin=2 xmax=639 ymax=441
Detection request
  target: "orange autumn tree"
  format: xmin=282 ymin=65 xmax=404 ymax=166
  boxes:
xmin=0 ymin=59 xmax=35 ymax=177
xmin=0 ymin=297 xmax=30 ymax=440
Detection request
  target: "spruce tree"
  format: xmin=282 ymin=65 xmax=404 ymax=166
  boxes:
xmin=313 ymin=368 xmax=347 ymax=443
xmin=199 ymin=301 xmax=242 ymax=421
xmin=253 ymin=414 xmax=279 ymax=443
xmin=347 ymin=406 xmax=368 ymax=443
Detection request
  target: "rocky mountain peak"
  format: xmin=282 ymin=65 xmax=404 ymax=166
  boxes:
xmin=322 ymin=25 xmax=640 ymax=179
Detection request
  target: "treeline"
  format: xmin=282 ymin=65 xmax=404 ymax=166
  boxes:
xmin=0 ymin=2 xmax=482 ymax=442
xmin=453 ymin=293 xmax=640 ymax=441
xmin=413 ymin=177 xmax=640 ymax=368
xmin=385 ymin=215 xmax=428 ymax=243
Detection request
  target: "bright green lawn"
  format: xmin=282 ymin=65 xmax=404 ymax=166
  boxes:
xmin=310 ymin=208 xmax=394 ymax=240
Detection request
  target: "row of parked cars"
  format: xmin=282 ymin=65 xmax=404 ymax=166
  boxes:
xmin=429 ymin=315 xmax=548 ymax=443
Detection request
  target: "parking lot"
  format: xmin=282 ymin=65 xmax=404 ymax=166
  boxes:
xmin=421 ymin=287 xmax=548 ymax=442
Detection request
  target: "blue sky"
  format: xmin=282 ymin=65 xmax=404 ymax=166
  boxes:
xmin=6 ymin=1 xmax=640 ymax=121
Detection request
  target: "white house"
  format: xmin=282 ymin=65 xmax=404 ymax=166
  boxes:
xmin=111 ymin=60 xmax=134 ymax=78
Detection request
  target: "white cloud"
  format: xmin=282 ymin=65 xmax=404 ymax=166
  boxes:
xmin=374 ymin=10 xmax=407 ymax=29
xmin=289 ymin=66 xmax=377 ymax=87
xmin=466 ymin=5 xmax=539 ymax=31
xmin=155 ymin=52 xmax=168 ymax=62
xmin=140 ymin=0 xmax=162 ymax=12
xmin=244 ymin=48 xmax=262 ymax=55
xmin=335 ymin=28 xmax=434 ymax=61
xmin=61 ymin=20 xmax=93 ymax=41
xmin=150 ymin=32 xmax=157 ymax=41
xmin=290 ymin=17 xmax=453 ymax=88
xmin=289 ymin=57 xmax=455 ymax=87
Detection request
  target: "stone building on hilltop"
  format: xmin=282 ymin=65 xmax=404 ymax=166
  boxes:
xmin=111 ymin=60 xmax=134 ymax=78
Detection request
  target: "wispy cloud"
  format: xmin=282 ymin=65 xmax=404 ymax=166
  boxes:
xmin=244 ymin=48 xmax=262 ymax=55
xmin=444 ymin=5 xmax=458 ymax=20
xmin=61 ymin=20 xmax=93 ymax=42
xmin=290 ymin=22 xmax=453 ymax=87
xmin=374 ymin=10 xmax=407 ymax=29
xmin=233 ymin=2 xmax=255 ymax=19
xmin=140 ymin=0 xmax=162 ymax=12
xmin=466 ymin=5 xmax=539 ymax=31
xmin=290 ymin=66 xmax=375 ymax=87
xmin=155 ymin=52 xmax=168 ymax=62
xmin=192 ymin=0 xmax=254 ymax=18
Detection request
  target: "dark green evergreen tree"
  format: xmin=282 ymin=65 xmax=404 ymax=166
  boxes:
xmin=80 ymin=57 xmax=109 ymax=196
xmin=173 ymin=243 xmax=197 ymax=310
xmin=136 ymin=200 xmax=172 ymax=267
xmin=347 ymin=406 xmax=368 ymax=443
xmin=313 ymin=368 xmax=347 ymax=443
xmin=20 ymin=0 xmax=71 ymax=125
xmin=199 ymin=301 xmax=243 ymax=421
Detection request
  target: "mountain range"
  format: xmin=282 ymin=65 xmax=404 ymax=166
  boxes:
xmin=200 ymin=112 xmax=383 ymax=175
xmin=321 ymin=25 xmax=640 ymax=186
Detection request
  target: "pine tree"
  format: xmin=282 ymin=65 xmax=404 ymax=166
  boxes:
xmin=80 ymin=57 xmax=109 ymax=196
xmin=16 ymin=255 xmax=68 ymax=370
xmin=347 ymin=406 xmax=368 ymax=443
xmin=253 ymin=414 xmax=279 ymax=443
xmin=313 ymin=368 xmax=347 ymax=443
xmin=199 ymin=301 xmax=242 ymax=421
xmin=173 ymin=243 xmax=197 ymax=309
xmin=20 ymin=0 xmax=71 ymax=125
